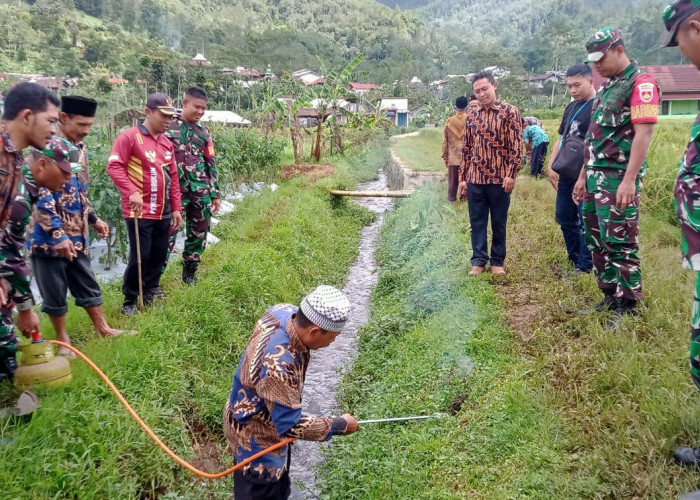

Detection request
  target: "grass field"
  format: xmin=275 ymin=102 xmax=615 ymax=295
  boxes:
xmin=2 ymin=116 xmax=699 ymax=497
xmin=0 ymin=144 xmax=385 ymax=498
xmin=321 ymin=119 xmax=700 ymax=497
xmin=391 ymin=128 xmax=445 ymax=172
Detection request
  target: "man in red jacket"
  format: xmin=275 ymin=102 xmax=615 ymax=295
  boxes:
xmin=107 ymin=93 xmax=183 ymax=315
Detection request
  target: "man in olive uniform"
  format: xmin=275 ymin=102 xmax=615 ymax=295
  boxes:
xmin=0 ymin=82 xmax=60 ymax=382
xmin=572 ymin=28 xmax=659 ymax=325
xmin=661 ymin=0 xmax=700 ymax=469
xmin=165 ymin=87 xmax=220 ymax=284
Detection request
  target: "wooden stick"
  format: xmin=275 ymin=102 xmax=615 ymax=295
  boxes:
xmin=134 ymin=217 xmax=145 ymax=313
xmin=329 ymin=190 xmax=414 ymax=198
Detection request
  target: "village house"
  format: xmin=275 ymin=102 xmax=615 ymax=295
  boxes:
xmin=379 ymin=97 xmax=410 ymax=127
xmin=291 ymin=69 xmax=325 ymax=86
xmin=525 ymin=71 xmax=565 ymax=88
xmin=347 ymin=82 xmax=380 ymax=95
xmin=200 ymin=110 xmax=251 ymax=127
xmin=295 ymin=107 xmax=328 ymax=127
xmin=234 ymin=66 xmax=264 ymax=80
xmin=642 ymin=65 xmax=700 ymax=117
xmin=188 ymin=53 xmax=212 ymax=67
xmin=407 ymin=76 xmax=425 ymax=90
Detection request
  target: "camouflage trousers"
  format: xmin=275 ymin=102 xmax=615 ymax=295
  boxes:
xmin=676 ymin=169 xmax=700 ymax=390
xmin=165 ymin=198 xmax=212 ymax=271
xmin=0 ymin=303 xmax=17 ymax=361
xmin=582 ymin=168 xmax=643 ymax=301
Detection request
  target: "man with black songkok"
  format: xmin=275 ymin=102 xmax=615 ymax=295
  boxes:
xmin=28 ymin=96 xmax=134 ymax=358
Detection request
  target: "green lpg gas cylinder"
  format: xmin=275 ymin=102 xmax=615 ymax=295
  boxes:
xmin=14 ymin=334 xmax=72 ymax=390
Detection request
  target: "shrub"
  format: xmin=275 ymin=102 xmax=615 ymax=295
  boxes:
xmin=211 ymin=125 xmax=286 ymax=187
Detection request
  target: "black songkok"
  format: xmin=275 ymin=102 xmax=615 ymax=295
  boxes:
xmin=61 ymin=96 xmax=97 ymax=117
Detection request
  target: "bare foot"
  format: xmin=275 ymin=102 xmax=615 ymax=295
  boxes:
xmin=98 ymin=328 xmax=139 ymax=338
xmin=56 ymin=346 xmax=76 ymax=359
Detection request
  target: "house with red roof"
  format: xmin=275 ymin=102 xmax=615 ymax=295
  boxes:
xmin=347 ymin=82 xmax=380 ymax=95
xmin=641 ymin=65 xmax=700 ymax=117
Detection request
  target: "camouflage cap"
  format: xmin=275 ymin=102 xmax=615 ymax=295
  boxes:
xmin=35 ymin=136 xmax=82 ymax=174
xmin=586 ymin=28 xmax=623 ymax=62
xmin=662 ymin=0 xmax=700 ymax=47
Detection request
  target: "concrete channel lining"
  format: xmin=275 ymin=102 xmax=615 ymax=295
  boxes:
xmin=387 ymin=132 xmax=446 ymax=191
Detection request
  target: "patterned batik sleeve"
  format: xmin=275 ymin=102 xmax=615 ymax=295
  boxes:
xmin=460 ymin=115 xmax=472 ymax=181
xmin=506 ymin=107 xmax=524 ymax=179
xmin=205 ymin=131 xmax=220 ymax=199
xmin=256 ymin=347 xmax=345 ymax=441
xmin=79 ymin=171 xmax=98 ymax=225
xmin=630 ymin=73 xmax=660 ymax=124
xmin=35 ymin=188 xmax=67 ymax=245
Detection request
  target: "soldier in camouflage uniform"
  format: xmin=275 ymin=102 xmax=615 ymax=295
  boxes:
xmin=164 ymin=87 xmax=220 ymax=284
xmin=572 ymin=28 xmax=659 ymax=326
xmin=0 ymin=82 xmax=59 ymax=383
xmin=660 ymin=0 xmax=700 ymax=469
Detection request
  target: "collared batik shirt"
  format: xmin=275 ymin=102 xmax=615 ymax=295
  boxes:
xmin=224 ymin=304 xmax=348 ymax=482
xmin=28 ymin=133 xmax=98 ymax=257
xmin=165 ymin=115 xmax=220 ymax=203
xmin=460 ymin=100 xmax=523 ymax=184
xmin=586 ymin=61 xmax=659 ymax=173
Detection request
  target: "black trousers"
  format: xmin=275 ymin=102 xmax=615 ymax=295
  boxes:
xmin=32 ymin=254 xmax=103 ymax=316
xmin=529 ymin=142 xmax=549 ymax=177
xmin=467 ymin=182 xmax=511 ymax=267
xmin=233 ymin=468 xmax=291 ymax=500
xmin=123 ymin=218 xmax=171 ymax=303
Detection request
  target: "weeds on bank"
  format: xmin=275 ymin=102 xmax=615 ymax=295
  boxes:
xmin=0 ymin=145 xmax=384 ymax=498
xmin=322 ymin=160 xmax=700 ymax=498
xmin=499 ymin=176 xmax=700 ymax=497
xmin=321 ymin=185 xmax=568 ymax=499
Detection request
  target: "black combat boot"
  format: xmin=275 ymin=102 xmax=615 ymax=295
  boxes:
xmin=674 ymin=446 xmax=700 ymax=468
xmin=579 ymin=291 xmax=618 ymax=315
xmin=182 ymin=261 xmax=198 ymax=285
xmin=607 ymin=298 xmax=638 ymax=329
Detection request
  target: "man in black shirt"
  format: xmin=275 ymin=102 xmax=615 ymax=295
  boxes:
xmin=547 ymin=63 xmax=596 ymax=275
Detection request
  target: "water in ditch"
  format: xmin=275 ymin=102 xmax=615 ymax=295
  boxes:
xmin=289 ymin=170 xmax=394 ymax=499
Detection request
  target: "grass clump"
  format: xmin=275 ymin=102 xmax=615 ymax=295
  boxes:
xmin=0 ymin=144 xmax=383 ymax=498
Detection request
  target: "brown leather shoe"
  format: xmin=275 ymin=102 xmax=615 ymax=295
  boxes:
xmin=468 ymin=266 xmax=486 ymax=276
xmin=491 ymin=266 xmax=506 ymax=275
